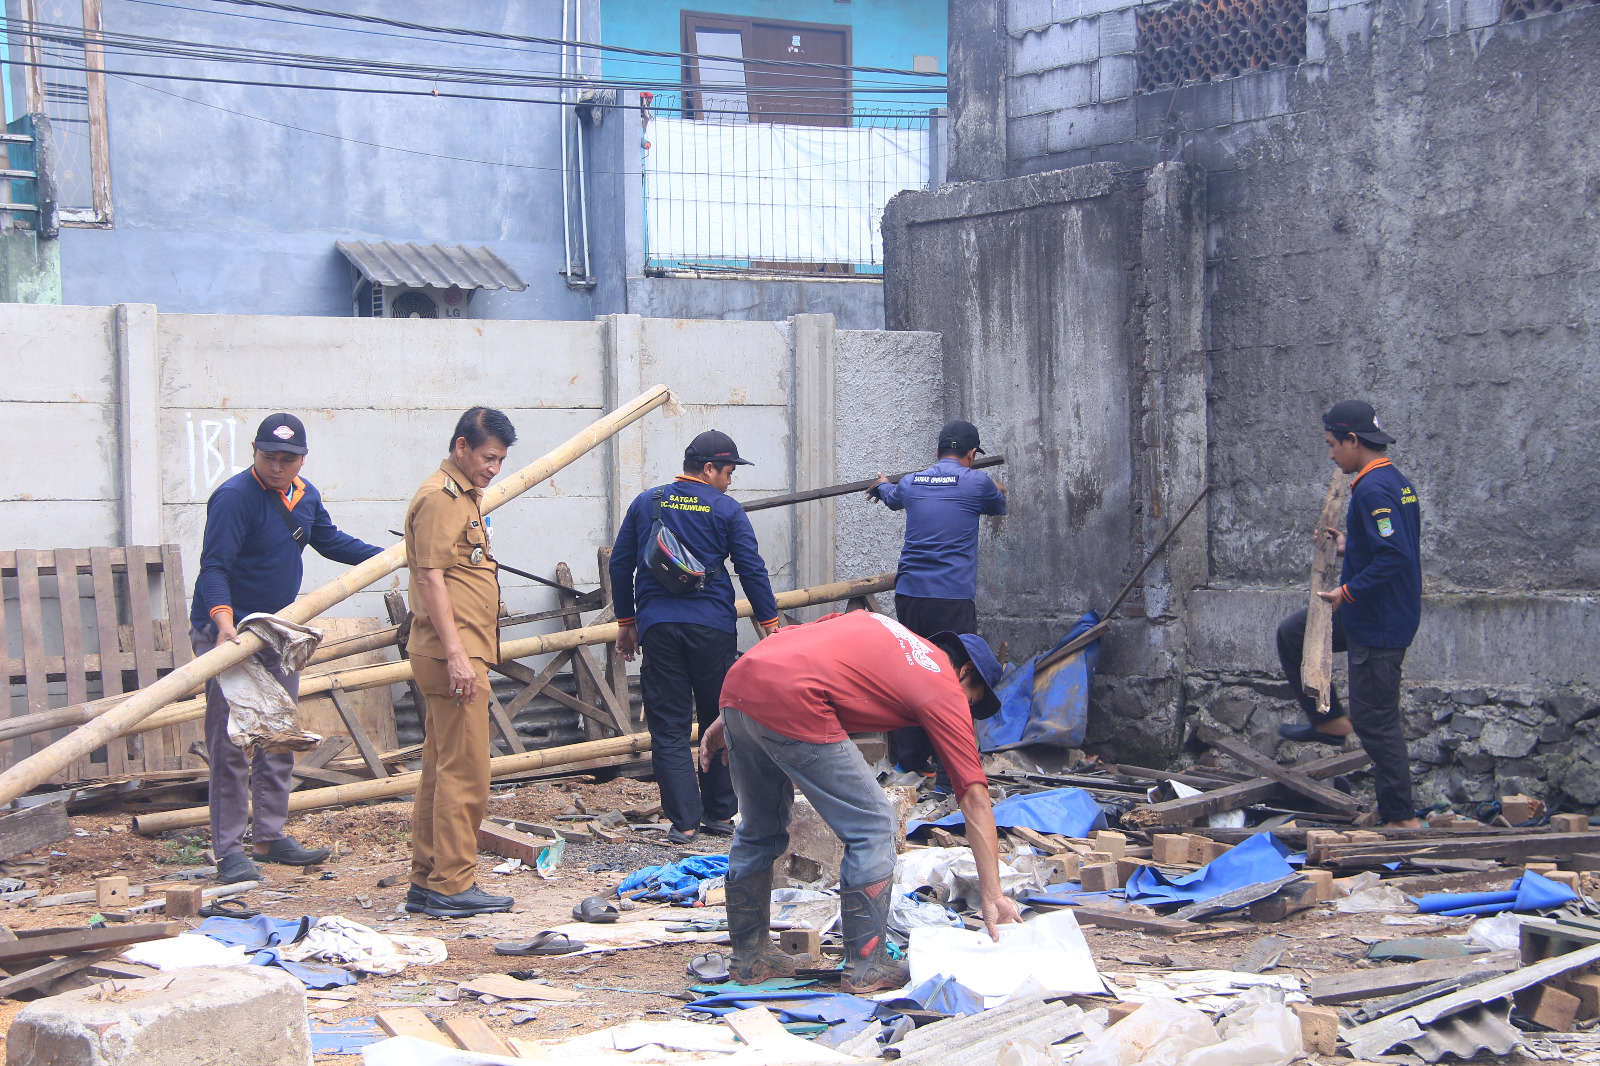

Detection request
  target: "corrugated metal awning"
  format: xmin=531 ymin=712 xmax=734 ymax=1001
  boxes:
xmin=335 ymin=240 xmax=528 ymax=292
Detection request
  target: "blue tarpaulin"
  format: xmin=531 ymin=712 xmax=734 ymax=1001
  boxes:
xmin=1412 ymin=870 xmax=1579 ymax=916
xmin=975 ymin=613 xmax=1102 ymax=752
xmin=685 ymin=990 xmax=890 ymax=1026
xmin=895 ymin=974 xmax=985 ymax=1016
xmin=1124 ymin=833 xmax=1295 ymax=907
xmin=909 ymin=786 xmax=1107 ymax=839
xmin=617 ymin=855 xmax=729 ymax=903
xmin=196 ymin=914 xmax=355 ymax=989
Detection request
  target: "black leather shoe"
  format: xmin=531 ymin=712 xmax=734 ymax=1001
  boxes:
xmin=405 ymin=884 xmax=427 ymax=914
xmin=1277 ymin=723 xmax=1349 ymax=746
xmin=215 ymin=851 xmax=260 ymax=884
xmin=255 ymin=836 xmax=332 ymax=866
xmin=422 ymin=883 xmax=515 ymax=918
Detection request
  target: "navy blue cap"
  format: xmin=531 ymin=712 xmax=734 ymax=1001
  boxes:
xmin=1323 ymin=400 xmax=1395 ymax=446
xmin=254 ymin=413 xmax=308 ymax=455
xmin=938 ymin=420 xmax=984 ymax=456
xmin=934 ymin=630 xmax=1005 ymax=719
xmin=686 ymin=429 xmax=753 ymax=466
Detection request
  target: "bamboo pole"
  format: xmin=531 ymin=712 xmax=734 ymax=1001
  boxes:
xmin=1303 ymin=470 xmax=1352 ymax=715
xmin=0 ymin=386 xmax=676 ymax=807
xmin=130 ymin=572 xmax=897 ymax=835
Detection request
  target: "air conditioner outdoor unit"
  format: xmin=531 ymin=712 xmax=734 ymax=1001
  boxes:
xmin=367 ymin=284 xmax=474 ymax=319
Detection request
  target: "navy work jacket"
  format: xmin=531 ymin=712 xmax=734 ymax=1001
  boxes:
xmin=872 ymin=457 xmax=1007 ymax=600
xmin=1338 ymin=458 xmax=1422 ymax=649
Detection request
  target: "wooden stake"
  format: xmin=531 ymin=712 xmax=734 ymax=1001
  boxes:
xmin=1303 ymin=470 xmax=1351 ymax=716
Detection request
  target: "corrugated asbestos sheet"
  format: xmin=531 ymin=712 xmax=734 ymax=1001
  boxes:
xmin=1401 ymin=1000 xmax=1521 ymax=1063
xmin=890 ymin=995 xmax=1086 ymax=1066
xmin=335 ymin=240 xmax=528 ymax=291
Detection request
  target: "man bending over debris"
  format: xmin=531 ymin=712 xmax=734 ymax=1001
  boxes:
xmin=404 ymin=407 xmax=518 ymax=918
xmin=191 ymin=414 xmax=383 ymax=884
xmin=699 ymin=610 xmax=1023 ymax=992
xmin=1276 ymin=400 xmax=1423 ymax=829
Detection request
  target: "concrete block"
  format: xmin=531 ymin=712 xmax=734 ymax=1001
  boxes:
xmin=850 ymin=733 xmax=888 ymax=766
xmin=1516 ymin=983 xmax=1580 ymax=1032
xmin=1308 ymin=0 xmax=1330 ymax=12
xmin=1552 ymin=813 xmax=1590 ymax=833
xmin=1464 ymin=0 xmax=1499 ymax=27
xmin=1307 ymin=19 xmax=1327 ymax=62
xmin=1009 ymin=65 xmax=1094 ymax=118
xmin=1097 ymin=55 xmax=1137 ymax=102
xmin=1070 ymin=0 xmax=1140 ymax=18
xmin=778 ymin=788 xmax=915 ymax=888
xmin=1046 ymin=100 xmax=1136 ymax=153
xmin=1153 ymin=834 xmax=1191 ymax=864
xmin=7 ymin=965 xmax=310 ymax=1066
xmin=1080 ymin=863 xmax=1120 ymax=892
xmin=1091 ymin=830 xmax=1127 ymax=859
xmin=1012 ymin=19 xmax=1101 ymax=76
xmin=1292 ymin=1003 xmax=1339 ymax=1055
xmin=95 ymin=876 xmax=129 ymax=909
xmin=1566 ymin=973 xmax=1600 ymax=1019
xmin=1008 ymin=0 xmax=1057 ymax=35
xmin=1098 ymin=9 xmax=1137 ymax=55
xmin=1232 ymin=71 xmax=1291 ymax=125
xmin=1305 ymin=869 xmax=1337 ymax=901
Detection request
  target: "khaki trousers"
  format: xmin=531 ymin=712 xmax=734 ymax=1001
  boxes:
xmin=409 ymin=654 xmax=491 ymax=895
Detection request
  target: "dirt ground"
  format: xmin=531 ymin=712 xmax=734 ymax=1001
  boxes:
xmin=0 ymin=777 xmax=1570 ymax=1064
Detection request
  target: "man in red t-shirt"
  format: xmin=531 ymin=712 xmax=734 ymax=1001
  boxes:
xmin=698 ymin=610 xmax=1023 ymax=992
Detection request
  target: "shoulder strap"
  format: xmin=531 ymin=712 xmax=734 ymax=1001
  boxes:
xmin=269 ymin=488 xmax=309 ymax=550
xmin=651 ymin=486 xmax=665 ymax=522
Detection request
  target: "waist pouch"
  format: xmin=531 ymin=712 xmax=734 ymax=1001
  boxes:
xmin=646 ymin=487 xmax=709 ymax=595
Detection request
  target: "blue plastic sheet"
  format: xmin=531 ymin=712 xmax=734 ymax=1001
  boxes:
xmin=1125 ymin=833 xmax=1295 ymax=907
xmin=617 ymin=855 xmax=729 ymax=903
xmin=685 ymin=990 xmax=889 ymax=1027
xmin=195 ymin=915 xmax=356 ymax=989
xmin=896 ymin=974 xmax=985 ymax=1016
xmin=310 ymin=1016 xmax=383 ymax=1055
xmin=908 ymin=786 xmax=1107 ymax=839
xmin=1412 ymin=870 xmax=1579 ymax=916
xmin=976 ymin=613 xmax=1101 ymax=752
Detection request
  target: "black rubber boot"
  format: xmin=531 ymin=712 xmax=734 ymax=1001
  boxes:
xmin=840 ymin=876 xmax=909 ymax=994
xmin=726 ymin=867 xmax=799 ymax=984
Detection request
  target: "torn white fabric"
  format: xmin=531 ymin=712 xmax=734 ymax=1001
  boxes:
xmin=218 ymin=613 xmax=323 ymax=753
xmin=278 ymin=915 xmax=447 ymax=975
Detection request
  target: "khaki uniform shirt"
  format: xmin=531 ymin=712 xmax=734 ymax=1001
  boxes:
xmin=405 ymin=460 xmax=500 ymax=662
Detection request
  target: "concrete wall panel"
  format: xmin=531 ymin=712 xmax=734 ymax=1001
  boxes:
xmin=0 ymin=305 xmax=117 ymax=402
xmin=638 ymin=319 xmax=790 ymax=407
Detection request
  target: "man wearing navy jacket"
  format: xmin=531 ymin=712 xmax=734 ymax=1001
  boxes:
xmin=610 ymin=431 xmax=781 ymax=845
xmin=1275 ymin=400 xmax=1423 ymax=828
xmin=190 ymin=414 xmax=383 ymax=883
xmin=868 ymin=420 xmax=1006 ymax=773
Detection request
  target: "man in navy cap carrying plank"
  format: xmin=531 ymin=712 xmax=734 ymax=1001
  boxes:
xmin=610 ymin=430 xmax=781 ymax=846
xmin=700 ymin=610 xmax=1022 ymax=991
xmin=190 ymin=413 xmax=383 ymax=884
xmin=1275 ymin=400 xmax=1423 ymax=829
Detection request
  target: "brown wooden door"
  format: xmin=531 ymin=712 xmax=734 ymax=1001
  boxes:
xmin=682 ymin=12 xmax=852 ymax=127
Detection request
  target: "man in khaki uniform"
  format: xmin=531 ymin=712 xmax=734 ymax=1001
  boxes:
xmin=404 ymin=407 xmax=518 ymax=918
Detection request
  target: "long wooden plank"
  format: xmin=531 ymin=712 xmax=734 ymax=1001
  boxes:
xmin=557 ymin=562 xmax=607 ymax=742
xmin=54 ymin=550 xmax=90 ymax=782
xmin=1125 ymin=749 xmax=1372 ymax=828
xmin=1308 ymin=951 xmax=1519 ymax=1004
xmin=122 ymin=546 xmax=161 ymax=772
xmin=376 ymin=1008 xmax=453 ymax=1047
xmin=328 ymin=683 xmax=388 ymax=779
xmin=88 ymin=547 xmax=130 ymax=778
xmin=598 ymin=547 xmax=631 ymax=728
xmin=161 ymin=544 xmax=204 ymax=770
xmin=1302 ymin=470 xmax=1350 ymax=715
xmin=1196 ymin=724 xmax=1363 ymax=816
xmin=0 ymin=947 xmax=123 ymax=999
xmin=492 ymin=659 xmax=614 ymax=730
xmin=440 ymin=1016 xmax=512 ymax=1056
xmin=500 ymin=650 xmax=575 ymax=717
xmin=1066 ymin=904 xmax=1196 ymax=936
xmin=0 ymin=802 xmax=70 ymax=863
xmin=487 ymin=695 xmax=527 ymax=755
xmin=0 ymin=922 xmax=181 ymax=965
xmin=14 ymin=550 xmax=49 ymax=765
xmin=1320 ymin=831 xmax=1600 ymax=868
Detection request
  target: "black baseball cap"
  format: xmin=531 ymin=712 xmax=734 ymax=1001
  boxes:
xmin=938 ymin=420 xmax=984 ymax=455
xmin=253 ymin=413 xmax=308 ymax=455
xmin=1323 ymin=400 xmax=1395 ymax=446
xmin=685 ymin=429 xmax=752 ymax=466
xmin=934 ymin=630 xmax=1005 ymax=719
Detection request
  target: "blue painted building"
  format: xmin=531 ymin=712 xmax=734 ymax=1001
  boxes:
xmin=1 ymin=0 xmax=945 ymax=322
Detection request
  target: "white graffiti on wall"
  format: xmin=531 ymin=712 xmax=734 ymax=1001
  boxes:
xmin=185 ymin=413 xmax=248 ymax=499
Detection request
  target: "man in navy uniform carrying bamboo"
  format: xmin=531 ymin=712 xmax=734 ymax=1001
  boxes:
xmin=610 ymin=430 xmax=781 ymax=846
xmin=1275 ymin=400 xmax=1423 ymax=829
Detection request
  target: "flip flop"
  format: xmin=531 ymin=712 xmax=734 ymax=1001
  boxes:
xmin=494 ymin=931 xmax=585 ymax=956
xmin=687 ymin=950 xmax=730 ymax=981
xmin=699 ymin=819 xmax=736 ymax=837
xmin=197 ymin=898 xmax=261 ymax=919
xmin=572 ymin=896 xmax=620 ymax=923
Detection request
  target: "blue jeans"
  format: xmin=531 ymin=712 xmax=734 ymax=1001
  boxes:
xmin=722 ymin=708 xmax=899 ymax=888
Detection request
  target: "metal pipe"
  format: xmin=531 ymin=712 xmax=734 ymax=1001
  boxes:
xmin=559 ymin=0 xmax=573 ymax=277
xmin=574 ymin=0 xmax=592 ymax=280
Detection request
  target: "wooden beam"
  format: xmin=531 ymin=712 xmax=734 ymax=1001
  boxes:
xmin=1066 ymin=905 xmax=1196 ymax=936
xmin=1319 ymin=831 xmax=1600 ymax=868
xmin=0 ymin=923 xmax=182 ymax=966
xmin=0 ymin=947 xmax=124 ymax=999
xmin=1302 ymin=470 xmax=1351 ymax=715
xmin=1125 ymin=749 xmax=1371 ymax=828
xmin=0 ymin=802 xmax=70 ymax=863
xmin=742 ymin=455 xmax=1006 ymax=513
xmin=1308 ymin=951 xmax=1519 ymax=1004
xmin=1196 ymin=724 xmax=1364 ymax=816
xmin=327 ymin=682 xmax=388 ymax=779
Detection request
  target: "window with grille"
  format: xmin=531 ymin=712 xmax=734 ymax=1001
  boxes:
xmin=1501 ymin=0 xmax=1598 ymax=19
xmin=21 ymin=0 xmax=112 ymax=225
xmin=1136 ymin=0 xmax=1308 ymax=94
